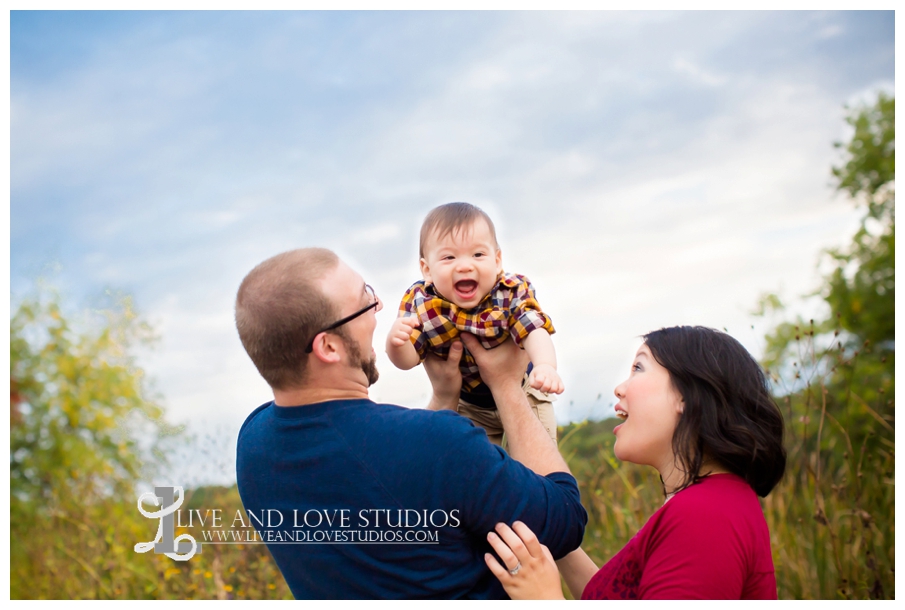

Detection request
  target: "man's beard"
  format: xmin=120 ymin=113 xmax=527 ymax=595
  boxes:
xmin=342 ymin=335 xmax=379 ymax=386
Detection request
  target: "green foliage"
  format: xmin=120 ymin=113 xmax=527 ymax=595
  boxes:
xmin=832 ymin=93 xmax=894 ymax=221
xmin=766 ymin=333 xmax=893 ymax=599
xmin=825 ymin=93 xmax=894 ymax=351
xmin=10 ymin=289 xmax=174 ymax=508
xmin=9 ymin=288 xmax=291 ymax=599
xmin=747 ymin=95 xmax=895 ymax=598
xmin=757 ymin=94 xmax=894 ymax=446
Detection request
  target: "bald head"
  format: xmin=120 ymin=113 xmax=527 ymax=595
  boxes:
xmin=235 ymin=248 xmax=340 ymax=390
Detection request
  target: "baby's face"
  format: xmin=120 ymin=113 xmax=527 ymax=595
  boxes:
xmin=420 ymin=219 xmax=502 ymax=310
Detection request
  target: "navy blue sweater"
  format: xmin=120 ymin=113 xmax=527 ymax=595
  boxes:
xmin=236 ymin=399 xmax=587 ymax=599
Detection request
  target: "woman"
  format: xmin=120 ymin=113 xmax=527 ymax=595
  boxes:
xmin=484 ymin=326 xmax=786 ymax=599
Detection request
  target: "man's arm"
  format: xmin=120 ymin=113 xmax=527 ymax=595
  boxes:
xmin=423 ymin=341 xmax=463 ymax=411
xmin=459 ymin=333 xmax=570 ymax=476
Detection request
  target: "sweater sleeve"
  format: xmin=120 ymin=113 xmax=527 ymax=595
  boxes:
xmin=431 ymin=411 xmax=587 ymax=559
xmin=639 ymin=494 xmax=748 ymax=599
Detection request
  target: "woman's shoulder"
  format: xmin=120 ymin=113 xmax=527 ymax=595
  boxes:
xmin=656 ymin=473 xmax=766 ymax=534
xmin=636 ymin=474 xmax=774 ymax=595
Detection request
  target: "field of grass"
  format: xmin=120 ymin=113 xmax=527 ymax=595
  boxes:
xmin=13 ymin=385 xmax=893 ymax=601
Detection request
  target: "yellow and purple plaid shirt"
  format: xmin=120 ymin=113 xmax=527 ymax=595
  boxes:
xmin=398 ymin=272 xmax=555 ymax=399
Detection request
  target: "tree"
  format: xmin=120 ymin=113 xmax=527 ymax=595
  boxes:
xmin=10 ymin=288 xmax=179 ymax=510
xmin=826 ymin=93 xmax=894 ymax=351
xmin=10 ymin=288 xmax=294 ymax=600
xmin=759 ymin=94 xmax=894 ymax=422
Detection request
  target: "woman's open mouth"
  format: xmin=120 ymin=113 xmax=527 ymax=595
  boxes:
xmin=614 ymin=407 xmax=628 ymax=433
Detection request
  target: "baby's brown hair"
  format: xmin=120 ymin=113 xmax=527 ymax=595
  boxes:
xmin=419 ymin=202 xmax=499 ymax=259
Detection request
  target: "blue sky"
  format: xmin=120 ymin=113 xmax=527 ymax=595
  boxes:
xmin=10 ymin=11 xmax=895 ymax=484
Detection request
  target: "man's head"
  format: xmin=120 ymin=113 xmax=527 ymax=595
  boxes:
xmin=419 ymin=202 xmax=502 ymax=310
xmin=235 ymin=248 xmax=380 ymax=391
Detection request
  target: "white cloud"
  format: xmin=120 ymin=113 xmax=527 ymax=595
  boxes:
xmin=672 ymin=57 xmax=726 ymax=87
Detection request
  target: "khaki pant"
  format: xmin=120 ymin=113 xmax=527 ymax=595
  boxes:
xmin=456 ymin=380 xmax=557 ymax=450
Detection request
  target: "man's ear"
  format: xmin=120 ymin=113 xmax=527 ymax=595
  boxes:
xmin=420 ymin=258 xmax=433 ymax=285
xmin=310 ymin=332 xmax=343 ymax=364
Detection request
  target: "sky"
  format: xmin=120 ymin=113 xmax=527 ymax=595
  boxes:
xmin=9 ymin=10 xmax=895 ymax=485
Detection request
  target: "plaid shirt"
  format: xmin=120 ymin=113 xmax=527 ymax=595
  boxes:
xmin=398 ymin=272 xmax=555 ymax=396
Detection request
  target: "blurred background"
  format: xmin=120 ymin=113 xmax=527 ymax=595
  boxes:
xmin=9 ymin=10 xmax=895 ymax=599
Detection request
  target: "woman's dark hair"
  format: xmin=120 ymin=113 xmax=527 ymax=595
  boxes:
xmin=643 ymin=326 xmax=786 ymax=497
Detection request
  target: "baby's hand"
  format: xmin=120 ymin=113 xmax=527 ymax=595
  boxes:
xmin=528 ymin=363 xmax=563 ymax=395
xmin=388 ymin=316 xmax=420 ymax=347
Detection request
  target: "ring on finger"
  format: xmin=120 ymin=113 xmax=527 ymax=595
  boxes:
xmin=508 ymin=561 xmax=521 ymax=576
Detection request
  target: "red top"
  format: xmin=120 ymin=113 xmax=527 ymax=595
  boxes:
xmin=581 ymin=473 xmax=777 ymax=600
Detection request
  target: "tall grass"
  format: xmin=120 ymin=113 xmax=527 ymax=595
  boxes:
xmin=11 ymin=335 xmax=893 ymax=599
xmin=11 ymin=485 xmax=293 ymax=600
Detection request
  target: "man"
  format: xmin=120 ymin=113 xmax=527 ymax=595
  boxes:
xmin=235 ymin=248 xmax=586 ymax=599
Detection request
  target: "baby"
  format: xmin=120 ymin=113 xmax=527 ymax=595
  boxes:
xmin=386 ymin=201 xmax=563 ymax=446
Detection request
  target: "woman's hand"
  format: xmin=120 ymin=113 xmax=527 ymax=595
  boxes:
xmin=484 ymin=521 xmax=565 ymax=600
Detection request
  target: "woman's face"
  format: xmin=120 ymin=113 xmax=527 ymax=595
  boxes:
xmin=612 ymin=343 xmax=685 ymax=471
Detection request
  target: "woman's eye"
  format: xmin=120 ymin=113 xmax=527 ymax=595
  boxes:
xmin=632 ymin=363 xmax=642 ymax=372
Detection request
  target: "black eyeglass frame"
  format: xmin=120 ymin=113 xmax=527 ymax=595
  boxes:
xmin=304 ymin=284 xmax=378 ymax=354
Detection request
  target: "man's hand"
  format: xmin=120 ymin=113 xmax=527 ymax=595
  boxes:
xmin=424 ymin=340 xmax=464 ymax=411
xmin=528 ymin=363 xmax=563 ymax=394
xmin=388 ymin=316 xmax=420 ymax=347
xmin=460 ymin=333 xmax=570 ymax=475
xmin=459 ymin=333 xmax=528 ymax=394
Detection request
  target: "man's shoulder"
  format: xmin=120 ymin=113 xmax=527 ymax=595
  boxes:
xmin=351 ymin=403 xmax=513 ymax=471
xmin=369 ymin=403 xmax=485 ymax=441
xmin=238 ymin=401 xmax=274 ymax=436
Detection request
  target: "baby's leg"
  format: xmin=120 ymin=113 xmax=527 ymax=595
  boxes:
xmin=523 ymin=387 xmax=558 ymax=445
xmin=455 ymin=398 xmax=504 ymax=446
xmin=500 ymin=380 xmax=558 ymax=451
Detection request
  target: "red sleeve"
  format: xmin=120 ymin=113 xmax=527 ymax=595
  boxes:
xmin=639 ymin=494 xmax=748 ymax=599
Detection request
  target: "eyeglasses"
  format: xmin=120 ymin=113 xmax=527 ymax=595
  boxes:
xmin=305 ymin=284 xmax=379 ymax=353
